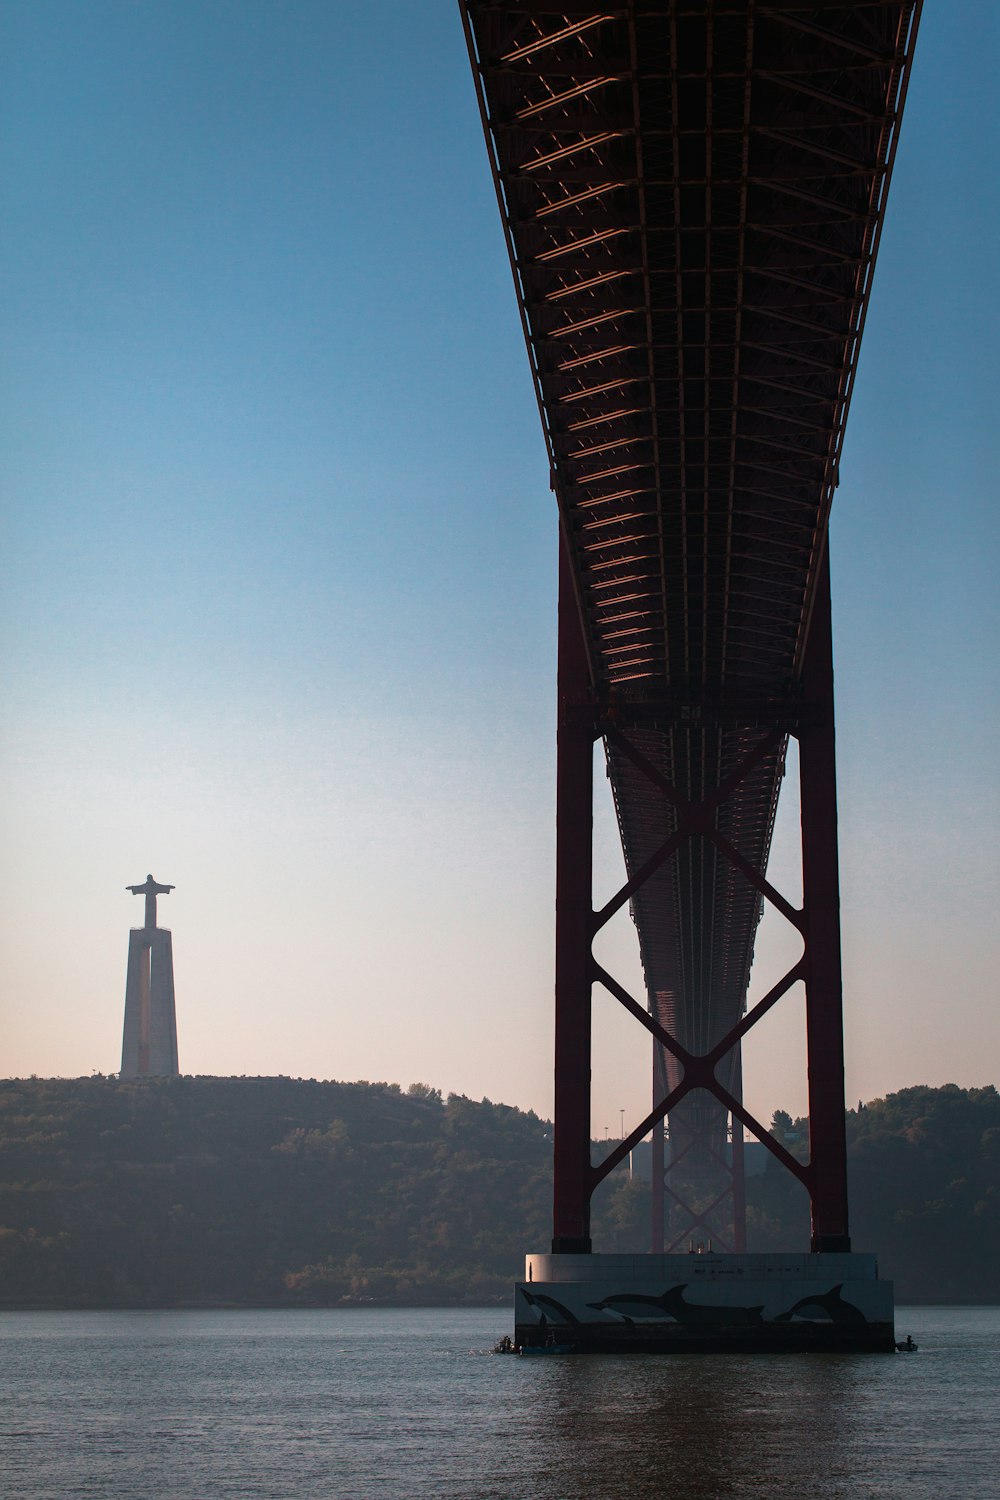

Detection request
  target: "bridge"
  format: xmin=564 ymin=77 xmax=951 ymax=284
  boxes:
xmin=460 ymin=1 xmax=922 ymax=1349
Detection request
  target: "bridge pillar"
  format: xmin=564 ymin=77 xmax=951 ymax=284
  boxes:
xmin=730 ymin=1047 xmax=748 ymax=1253
xmin=799 ymin=548 xmax=851 ymax=1251
xmin=548 ymin=537 xmax=851 ymax=1259
xmin=552 ymin=531 xmax=594 ymax=1254
xmin=650 ymin=1052 xmax=666 ymax=1253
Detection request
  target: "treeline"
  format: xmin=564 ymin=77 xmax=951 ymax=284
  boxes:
xmin=0 ymin=1076 xmax=996 ymax=1307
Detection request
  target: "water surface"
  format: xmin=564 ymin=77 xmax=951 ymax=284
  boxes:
xmin=1 ymin=1306 xmax=995 ymax=1498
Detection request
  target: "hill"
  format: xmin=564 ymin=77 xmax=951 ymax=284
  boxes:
xmin=0 ymin=1076 xmax=996 ymax=1307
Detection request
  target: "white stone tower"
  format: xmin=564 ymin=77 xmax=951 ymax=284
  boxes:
xmin=120 ymin=874 xmax=179 ymax=1077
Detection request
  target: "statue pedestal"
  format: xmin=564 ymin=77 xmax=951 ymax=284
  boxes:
xmin=120 ymin=926 xmax=178 ymax=1077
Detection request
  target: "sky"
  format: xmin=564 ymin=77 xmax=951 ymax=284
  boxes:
xmin=1 ymin=1 xmax=997 ymax=1142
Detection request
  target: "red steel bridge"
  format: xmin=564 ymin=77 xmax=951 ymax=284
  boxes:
xmin=460 ymin=1 xmax=921 ymax=1256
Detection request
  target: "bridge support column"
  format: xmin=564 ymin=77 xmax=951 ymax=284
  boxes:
xmin=650 ymin=1052 xmax=666 ymax=1253
xmin=730 ymin=1050 xmax=748 ymax=1253
xmin=546 ymin=536 xmax=852 ymax=1260
xmin=799 ymin=549 xmax=851 ymax=1251
xmin=552 ymin=531 xmax=594 ymax=1254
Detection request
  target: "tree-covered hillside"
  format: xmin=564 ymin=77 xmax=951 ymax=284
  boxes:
xmin=0 ymin=1076 xmax=995 ymax=1307
xmin=0 ymin=1075 xmax=553 ymax=1307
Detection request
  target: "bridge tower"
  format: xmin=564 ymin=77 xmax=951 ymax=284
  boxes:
xmin=461 ymin=0 xmax=922 ymax=1352
xmin=120 ymin=874 xmax=178 ymax=1078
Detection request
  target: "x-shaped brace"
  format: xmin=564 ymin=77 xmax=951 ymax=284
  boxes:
xmin=588 ymin=726 xmax=813 ymax=1193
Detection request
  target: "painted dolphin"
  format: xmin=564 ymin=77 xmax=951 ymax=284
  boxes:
xmin=774 ymin=1284 xmax=868 ymax=1326
xmin=588 ymin=1285 xmax=764 ymax=1327
xmin=519 ymin=1288 xmax=581 ymax=1325
xmin=587 ymin=1292 xmax=679 ymax=1322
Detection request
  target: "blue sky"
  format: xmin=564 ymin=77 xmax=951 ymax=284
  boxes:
xmin=1 ymin=1 xmax=997 ymax=1137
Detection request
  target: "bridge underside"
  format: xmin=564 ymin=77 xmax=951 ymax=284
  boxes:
xmin=460 ymin=2 xmax=920 ymax=1258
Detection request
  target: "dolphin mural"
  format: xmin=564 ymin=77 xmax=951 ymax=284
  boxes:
xmin=775 ymin=1284 xmax=868 ymax=1326
xmin=587 ymin=1285 xmax=764 ymax=1328
xmin=519 ymin=1287 xmax=581 ymax=1325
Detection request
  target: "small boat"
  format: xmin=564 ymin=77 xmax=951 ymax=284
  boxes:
xmin=519 ymin=1331 xmax=577 ymax=1356
xmin=895 ymin=1335 xmax=918 ymax=1352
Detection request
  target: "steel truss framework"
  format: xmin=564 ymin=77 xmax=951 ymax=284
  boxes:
xmin=650 ymin=1033 xmax=747 ymax=1253
xmin=460 ymin=1 xmax=921 ymax=1254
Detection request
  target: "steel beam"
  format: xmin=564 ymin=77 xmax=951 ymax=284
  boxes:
xmin=552 ymin=530 xmax=595 ymax=1253
xmin=798 ymin=545 xmax=851 ymax=1250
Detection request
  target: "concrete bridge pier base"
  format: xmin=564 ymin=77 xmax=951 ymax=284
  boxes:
xmin=516 ymin=1252 xmax=895 ymax=1353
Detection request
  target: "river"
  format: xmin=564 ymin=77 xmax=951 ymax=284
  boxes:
xmin=1 ymin=1306 xmax=996 ymax=1498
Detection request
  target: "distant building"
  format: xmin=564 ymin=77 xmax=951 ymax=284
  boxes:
xmin=120 ymin=875 xmax=179 ymax=1077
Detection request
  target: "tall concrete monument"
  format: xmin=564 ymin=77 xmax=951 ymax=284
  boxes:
xmin=120 ymin=875 xmax=179 ymax=1077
